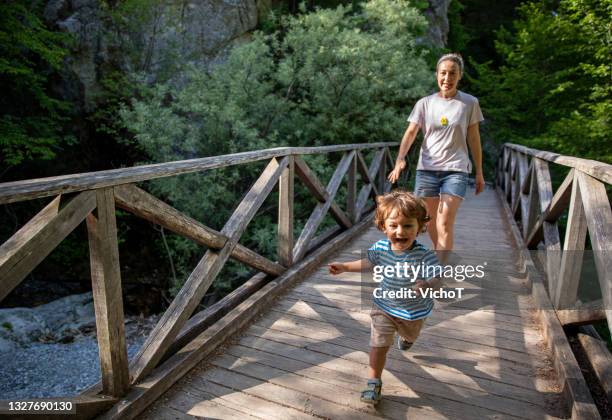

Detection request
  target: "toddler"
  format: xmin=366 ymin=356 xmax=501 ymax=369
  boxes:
xmin=328 ymin=190 xmax=441 ymax=404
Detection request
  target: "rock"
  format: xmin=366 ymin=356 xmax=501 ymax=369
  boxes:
xmin=423 ymin=0 xmax=450 ymax=48
xmin=0 ymin=308 xmax=46 ymax=345
xmin=0 ymin=292 xmax=95 ymax=349
xmin=44 ymin=0 xmax=261 ymax=112
xmin=0 ymin=337 xmax=18 ymax=353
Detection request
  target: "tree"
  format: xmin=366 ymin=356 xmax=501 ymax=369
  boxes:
xmin=121 ymin=0 xmax=435 ymax=291
xmin=0 ymin=1 xmax=72 ymax=174
xmin=470 ymin=0 xmax=611 ymax=162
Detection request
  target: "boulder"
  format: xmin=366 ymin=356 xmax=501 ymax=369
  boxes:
xmin=0 ymin=292 xmax=95 ymax=350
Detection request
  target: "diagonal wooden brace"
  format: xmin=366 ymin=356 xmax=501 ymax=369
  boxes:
xmin=0 ymin=192 xmax=95 ymax=303
xmin=293 ymin=152 xmax=355 ymax=261
xmin=113 ymin=185 xmax=285 ymax=275
xmin=128 ymin=157 xmax=289 ymax=383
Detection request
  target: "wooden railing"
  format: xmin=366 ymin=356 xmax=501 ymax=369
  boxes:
xmin=496 ymin=143 xmax=612 ymax=329
xmin=0 ymin=143 xmax=396 ymax=417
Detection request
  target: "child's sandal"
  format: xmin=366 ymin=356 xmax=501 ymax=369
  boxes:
xmin=360 ymin=379 xmax=382 ymax=404
xmin=396 ymin=335 xmax=413 ymax=351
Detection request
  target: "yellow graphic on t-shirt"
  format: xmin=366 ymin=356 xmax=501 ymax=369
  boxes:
xmin=440 ymin=116 xmax=448 ymax=126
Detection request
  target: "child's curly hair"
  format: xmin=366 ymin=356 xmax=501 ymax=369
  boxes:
xmin=374 ymin=190 xmax=430 ymax=233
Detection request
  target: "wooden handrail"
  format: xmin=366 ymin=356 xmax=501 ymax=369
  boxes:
xmin=0 ymin=143 xmax=395 ymax=205
xmin=496 ymin=143 xmax=612 ymax=331
xmin=504 ymin=143 xmax=612 ymax=185
xmin=0 ymin=141 xmax=398 ymax=412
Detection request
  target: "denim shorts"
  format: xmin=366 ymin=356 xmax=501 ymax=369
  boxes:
xmin=414 ymin=170 xmax=468 ymax=199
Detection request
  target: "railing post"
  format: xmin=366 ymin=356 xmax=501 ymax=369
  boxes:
xmin=380 ymin=148 xmax=387 ymax=194
xmin=525 ymin=163 xmax=539 ymax=239
xmin=347 ymin=152 xmax=357 ymax=224
xmin=86 ymin=187 xmax=129 ymax=397
xmin=278 ymin=155 xmax=294 ymax=266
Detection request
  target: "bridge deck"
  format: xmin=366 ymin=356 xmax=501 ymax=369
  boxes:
xmin=139 ymin=189 xmax=565 ymax=419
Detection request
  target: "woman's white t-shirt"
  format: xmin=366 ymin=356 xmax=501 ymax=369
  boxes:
xmin=408 ymin=90 xmax=484 ymax=173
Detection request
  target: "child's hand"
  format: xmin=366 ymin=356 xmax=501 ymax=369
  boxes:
xmin=413 ymin=279 xmax=429 ymax=292
xmin=328 ymin=262 xmax=346 ymax=275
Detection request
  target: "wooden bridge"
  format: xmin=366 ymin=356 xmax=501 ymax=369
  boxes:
xmin=0 ymin=142 xmax=610 ymax=419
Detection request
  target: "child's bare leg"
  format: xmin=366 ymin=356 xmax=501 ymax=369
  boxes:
xmin=422 ymin=197 xmax=439 ymax=249
xmin=368 ymin=346 xmax=390 ymax=378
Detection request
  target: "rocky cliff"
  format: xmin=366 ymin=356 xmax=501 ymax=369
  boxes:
xmin=44 ymin=0 xmax=261 ymax=112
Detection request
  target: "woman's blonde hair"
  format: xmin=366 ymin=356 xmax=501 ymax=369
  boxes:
xmin=374 ymin=190 xmax=430 ymax=233
xmin=436 ymin=52 xmax=464 ymax=77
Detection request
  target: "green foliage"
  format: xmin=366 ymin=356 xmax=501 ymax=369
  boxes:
xmin=0 ymin=1 xmax=73 ymax=169
xmin=121 ymin=0 xmax=434 ymax=291
xmin=470 ymin=0 xmax=612 ymax=162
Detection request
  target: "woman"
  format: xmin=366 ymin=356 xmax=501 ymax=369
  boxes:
xmin=388 ymin=53 xmax=485 ymax=254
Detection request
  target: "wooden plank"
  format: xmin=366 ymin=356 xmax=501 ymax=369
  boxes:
xmin=293 ymin=156 xmax=352 ymax=229
xmin=114 ymin=184 xmax=284 ymax=276
xmin=268 ymin=303 xmax=538 ymax=356
xmin=161 ymin=385 xmax=265 ymax=419
xmin=97 ymin=214 xmax=374 ymax=419
xmin=177 ymin=379 xmax=315 ymax=420
xmin=554 ymin=173 xmax=587 ymax=309
xmin=577 ymin=171 xmax=612 ymax=335
xmin=278 ymin=155 xmax=294 ymax=266
xmin=242 ymin=321 xmax=548 ymax=391
xmin=275 ymin=296 xmax=539 ymax=345
xmin=0 ymin=191 xmax=96 ymax=303
xmin=505 ymin=142 xmax=612 ymax=185
xmin=194 ymin=364 xmax=387 ymax=420
xmin=86 ymin=188 xmax=129 ymax=397
xmin=346 ymin=152 xmax=357 ymax=223
xmin=249 ymin=315 xmax=543 ymax=377
xmin=557 ymin=308 xmax=606 ymax=326
xmin=129 ymin=157 xmax=288 ymax=384
xmin=0 ymin=143 xmax=397 ymax=205
xmin=208 ymin=352 xmax=504 ymax=420
xmin=577 ymin=325 xmax=612 ymax=404
xmin=496 ymin=186 xmax=600 ymax=419
xmin=198 ymin=379 xmax=315 ymax=419
xmin=231 ymin=331 xmax=548 ymax=411
xmin=293 ymin=152 xmax=355 ymax=261
xmin=139 ymin=405 xmax=195 ymax=420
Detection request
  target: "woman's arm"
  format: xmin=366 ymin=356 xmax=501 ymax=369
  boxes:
xmin=467 ymin=122 xmax=485 ymax=195
xmin=388 ymin=122 xmax=420 ymax=184
xmin=328 ymin=258 xmax=373 ymax=275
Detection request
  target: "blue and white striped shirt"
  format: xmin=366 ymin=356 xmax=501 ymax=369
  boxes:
xmin=367 ymin=239 xmax=441 ymax=320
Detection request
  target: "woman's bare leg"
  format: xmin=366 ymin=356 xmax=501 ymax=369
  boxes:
xmin=422 ymin=197 xmax=440 ymax=249
xmin=436 ymin=194 xmax=463 ymax=254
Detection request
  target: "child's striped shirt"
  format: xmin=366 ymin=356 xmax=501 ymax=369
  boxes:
xmin=367 ymin=239 xmax=441 ymax=320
